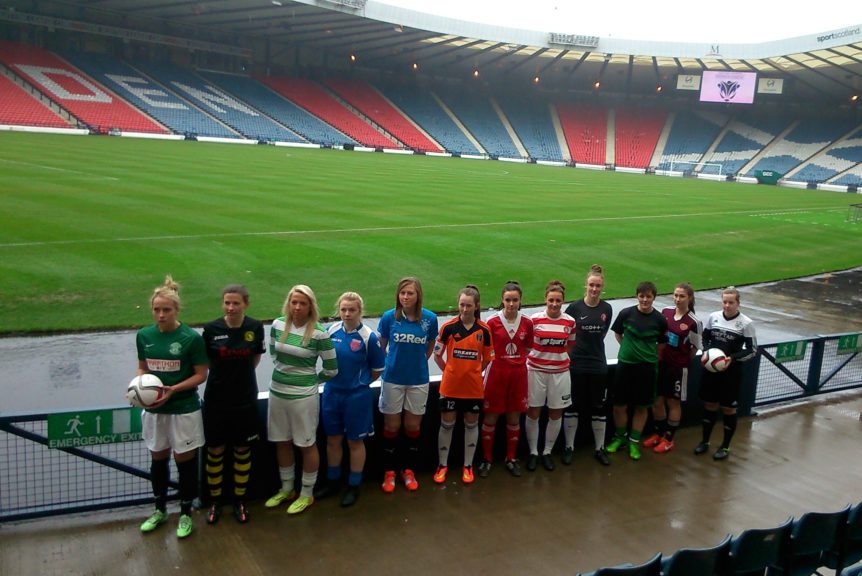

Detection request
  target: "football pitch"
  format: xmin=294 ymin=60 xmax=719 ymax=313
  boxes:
xmin=1 ymin=131 xmax=859 ymax=334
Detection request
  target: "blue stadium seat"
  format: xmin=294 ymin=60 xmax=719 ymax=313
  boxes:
xmin=661 ymin=534 xmax=731 ymax=576
xmin=496 ymin=94 xmax=563 ymax=161
xmin=577 ymin=552 xmax=662 ymax=576
xmin=199 ymin=71 xmax=352 ymax=145
xmin=61 ymin=51 xmax=239 ymax=138
xmin=769 ymin=505 xmax=851 ymax=576
xmin=436 ymin=90 xmax=521 ymax=158
xmin=728 ymin=517 xmax=792 ymax=576
xmin=133 ymin=61 xmax=299 ymax=141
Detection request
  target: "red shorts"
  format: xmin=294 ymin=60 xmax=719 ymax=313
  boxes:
xmin=483 ymin=362 xmax=528 ymax=414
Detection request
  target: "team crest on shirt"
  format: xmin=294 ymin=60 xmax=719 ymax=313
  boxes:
xmin=476 ymin=333 xmax=483 ymax=343
xmin=680 ymin=323 xmax=688 ymax=331
xmin=169 ymin=342 xmax=182 ymax=355
xmin=601 ymin=314 xmax=607 ymax=322
xmin=350 ymin=339 xmax=363 ymax=352
xmin=421 ymin=318 xmax=431 ymax=333
xmin=244 ymin=331 xmax=255 ymax=342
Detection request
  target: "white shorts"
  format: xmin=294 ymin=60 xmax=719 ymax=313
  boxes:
xmin=528 ymin=369 xmax=573 ymax=410
xmin=267 ymin=394 xmax=319 ymax=447
xmin=378 ymin=382 xmax=429 ymax=416
xmin=142 ymin=410 xmax=205 ymax=455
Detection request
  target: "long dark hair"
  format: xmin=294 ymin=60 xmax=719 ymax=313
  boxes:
xmin=501 ymin=280 xmax=522 ymax=309
xmin=676 ymin=282 xmax=695 ymax=313
xmin=460 ymin=284 xmax=481 ymax=321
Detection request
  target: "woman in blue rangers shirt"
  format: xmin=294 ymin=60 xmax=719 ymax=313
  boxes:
xmin=377 ymin=277 xmax=438 ymax=494
xmin=314 ymin=292 xmax=385 ymax=507
xmin=694 ymin=286 xmax=757 ymax=461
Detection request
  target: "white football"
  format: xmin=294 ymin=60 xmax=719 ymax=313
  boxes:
xmin=126 ymin=374 xmax=166 ymax=408
xmin=701 ymin=348 xmax=731 ymax=373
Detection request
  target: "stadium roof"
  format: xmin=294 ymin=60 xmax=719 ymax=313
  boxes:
xmin=5 ymin=0 xmax=861 ymax=103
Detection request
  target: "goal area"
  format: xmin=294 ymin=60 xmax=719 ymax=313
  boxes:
xmin=668 ymin=160 xmax=724 ymax=176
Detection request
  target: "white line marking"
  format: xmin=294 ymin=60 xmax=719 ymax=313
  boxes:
xmin=0 ymin=158 xmax=120 ymax=181
xmin=0 ymin=207 xmax=837 ymax=249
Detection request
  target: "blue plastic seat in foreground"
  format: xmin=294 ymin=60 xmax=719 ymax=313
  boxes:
xmin=728 ymin=517 xmax=792 ymax=576
xmin=824 ymin=502 xmax=862 ymax=575
xmin=577 ymin=552 xmax=662 ymax=576
xmin=662 ymin=534 xmax=731 ymax=576
xmin=769 ymin=504 xmax=851 ymax=576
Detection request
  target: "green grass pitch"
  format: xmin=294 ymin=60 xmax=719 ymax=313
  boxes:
xmin=0 ymin=131 xmax=859 ymax=334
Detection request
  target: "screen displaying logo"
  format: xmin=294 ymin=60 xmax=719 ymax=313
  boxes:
xmin=700 ymin=71 xmax=756 ymax=104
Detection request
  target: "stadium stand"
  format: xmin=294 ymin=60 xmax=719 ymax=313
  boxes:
xmin=706 ymin=112 xmax=792 ymax=176
xmin=657 ymin=110 xmax=727 ymax=171
xmin=322 ymin=78 xmax=441 ymax=152
xmin=257 ymin=76 xmax=394 ymax=148
xmin=381 ymin=87 xmax=480 ymax=155
xmin=199 ymin=71 xmax=351 ymax=146
xmin=793 ymin=132 xmax=862 ymax=183
xmin=0 ymin=72 xmax=70 ymax=128
xmin=58 ymin=51 xmax=235 ymax=139
xmin=435 ymin=90 xmax=521 ymax=158
xmin=556 ymin=102 xmax=607 ymax=165
xmin=496 ymin=94 xmax=564 ymax=161
xmin=614 ymin=107 xmax=666 ymax=168
xmin=834 ymin=167 xmax=862 ymax=186
xmin=130 ymin=61 xmax=296 ymax=140
xmin=746 ymin=117 xmax=851 ymax=178
xmin=0 ymin=41 xmax=166 ymax=134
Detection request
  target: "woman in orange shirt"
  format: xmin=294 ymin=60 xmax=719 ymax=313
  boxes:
xmin=432 ymin=285 xmax=494 ymax=485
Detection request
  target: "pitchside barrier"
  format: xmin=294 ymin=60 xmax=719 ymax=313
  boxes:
xmin=1 ymin=333 xmax=860 ymax=522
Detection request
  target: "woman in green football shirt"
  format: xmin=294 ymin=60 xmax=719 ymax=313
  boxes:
xmin=135 ymin=276 xmax=209 ymax=539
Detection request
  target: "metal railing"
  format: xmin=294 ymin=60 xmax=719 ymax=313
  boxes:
xmin=2 ymin=332 xmax=860 ymax=522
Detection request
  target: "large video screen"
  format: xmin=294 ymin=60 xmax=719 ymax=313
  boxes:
xmin=699 ymin=71 xmax=757 ymax=104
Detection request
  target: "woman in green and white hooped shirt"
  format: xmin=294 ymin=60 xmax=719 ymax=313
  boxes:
xmin=265 ymin=284 xmax=338 ymax=515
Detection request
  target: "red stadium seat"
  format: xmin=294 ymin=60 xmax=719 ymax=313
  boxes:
xmin=0 ymin=41 xmax=167 ymax=134
xmin=256 ymin=76 xmax=397 ymax=148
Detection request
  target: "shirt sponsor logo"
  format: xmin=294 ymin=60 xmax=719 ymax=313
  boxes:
xmin=538 ymin=337 xmax=568 ymax=347
xmin=219 ymin=346 xmax=252 ymax=358
xmin=505 ymin=342 xmax=519 ymax=356
xmin=147 ymin=359 xmax=181 ymax=372
xmin=453 ymin=348 xmax=479 ymax=360
xmin=394 ymin=333 xmax=427 ymax=344
xmin=213 ymin=335 xmax=229 ymax=341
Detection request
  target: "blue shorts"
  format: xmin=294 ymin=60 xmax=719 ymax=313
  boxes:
xmin=321 ymin=386 xmax=374 ymax=441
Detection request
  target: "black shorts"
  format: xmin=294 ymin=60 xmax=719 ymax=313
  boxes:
xmin=570 ymin=369 xmax=609 ymax=412
xmin=699 ymin=365 xmax=741 ymax=408
xmin=439 ymin=396 xmax=482 ymax=414
xmin=611 ymin=362 xmax=657 ymax=407
xmin=657 ymin=362 xmax=689 ymax=401
xmin=203 ymin=403 xmax=260 ymax=447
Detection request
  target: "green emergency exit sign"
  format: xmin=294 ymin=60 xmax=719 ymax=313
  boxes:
xmin=47 ymin=408 xmax=143 ymax=449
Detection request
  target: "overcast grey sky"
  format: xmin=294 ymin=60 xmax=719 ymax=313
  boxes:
xmin=378 ymin=0 xmax=857 ymax=44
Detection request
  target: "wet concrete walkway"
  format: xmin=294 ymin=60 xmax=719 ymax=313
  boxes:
xmin=1 ymin=268 xmax=860 ymax=416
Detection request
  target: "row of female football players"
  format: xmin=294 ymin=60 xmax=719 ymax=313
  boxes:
xmin=134 ymin=267 xmax=756 ymax=538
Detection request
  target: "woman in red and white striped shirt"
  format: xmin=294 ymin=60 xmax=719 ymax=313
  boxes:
xmin=525 ymin=280 xmax=576 ymax=472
